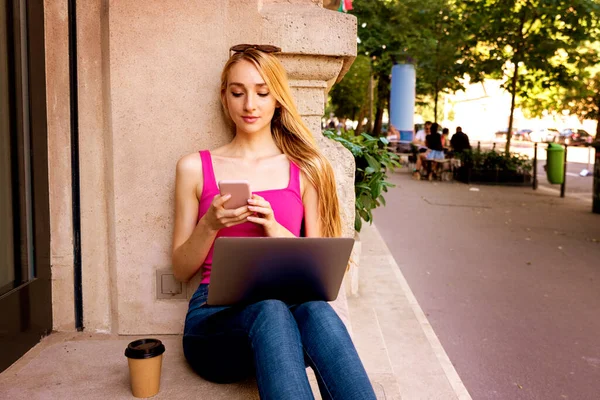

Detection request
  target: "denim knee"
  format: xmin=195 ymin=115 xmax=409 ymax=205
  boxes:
xmin=245 ymin=299 xmax=290 ymax=324
xmin=183 ymin=332 xmax=254 ymax=384
xmin=293 ymin=301 xmax=346 ymax=332
xmin=247 ymin=299 xmax=291 ymax=316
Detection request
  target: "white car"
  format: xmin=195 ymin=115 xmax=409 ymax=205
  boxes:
xmin=529 ymin=128 xmax=559 ymax=143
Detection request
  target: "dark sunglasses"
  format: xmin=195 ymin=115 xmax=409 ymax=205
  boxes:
xmin=229 ymin=44 xmax=282 ymax=54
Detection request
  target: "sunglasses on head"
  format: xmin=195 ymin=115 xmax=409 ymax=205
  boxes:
xmin=229 ymin=44 xmax=282 ymax=54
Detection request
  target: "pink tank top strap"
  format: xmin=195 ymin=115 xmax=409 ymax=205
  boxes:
xmin=289 ymin=160 xmax=302 ymax=198
xmin=199 ymin=150 xmax=218 ymax=195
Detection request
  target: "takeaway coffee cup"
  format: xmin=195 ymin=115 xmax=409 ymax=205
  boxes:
xmin=125 ymin=338 xmax=166 ymax=398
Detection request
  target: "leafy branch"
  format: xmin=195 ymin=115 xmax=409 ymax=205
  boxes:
xmin=323 ymin=130 xmax=401 ymax=232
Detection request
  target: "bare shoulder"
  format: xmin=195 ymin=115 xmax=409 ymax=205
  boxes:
xmin=299 ymin=169 xmax=316 ymax=199
xmin=176 ymin=152 xmax=203 ymax=177
xmin=175 ymin=152 xmax=204 ymax=199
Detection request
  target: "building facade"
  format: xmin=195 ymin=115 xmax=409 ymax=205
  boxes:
xmin=1 ymin=0 xmax=356 ymax=371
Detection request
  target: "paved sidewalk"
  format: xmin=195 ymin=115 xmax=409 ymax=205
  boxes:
xmin=349 ymin=223 xmax=471 ymax=400
xmin=0 ymin=222 xmax=470 ymax=400
xmin=373 ymin=169 xmax=600 ymax=400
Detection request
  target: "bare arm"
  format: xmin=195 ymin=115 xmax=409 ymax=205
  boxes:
xmin=171 ymin=154 xmax=252 ymax=282
xmin=171 ymin=155 xmax=216 ymax=282
xmin=301 ymin=171 xmax=322 ymax=238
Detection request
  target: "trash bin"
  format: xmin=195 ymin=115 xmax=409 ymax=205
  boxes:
xmin=592 ymin=141 xmax=600 ymax=214
xmin=546 ymin=143 xmax=565 ymax=184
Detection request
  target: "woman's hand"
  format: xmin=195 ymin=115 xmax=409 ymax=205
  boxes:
xmin=202 ymin=194 xmax=253 ymax=233
xmin=247 ymin=194 xmax=293 ymax=237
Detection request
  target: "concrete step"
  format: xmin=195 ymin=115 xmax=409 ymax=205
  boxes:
xmin=348 ymin=224 xmax=472 ymax=400
xmin=0 ymin=224 xmax=471 ymax=400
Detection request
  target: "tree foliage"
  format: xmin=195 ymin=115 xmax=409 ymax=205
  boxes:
xmin=346 ymin=0 xmax=470 ymax=132
xmin=329 ymin=0 xmax=600 ymax=142
xmin=565 ymin=71 xmax=600 ymax=137
xmin=406 ymin=1 xmax=468 ymax=121
xmin=517 ymin=42 xmax=600 ymax=138
xmin=329 ymin=55 xmax=371 ymax=123
xmin=461 ymin=0 xmax=600 ymax=152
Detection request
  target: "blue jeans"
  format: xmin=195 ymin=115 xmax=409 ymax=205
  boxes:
xmin=183 ymin=284 xmax=376 ymax=400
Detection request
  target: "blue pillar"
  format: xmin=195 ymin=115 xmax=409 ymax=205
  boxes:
xmin=390 ymin=64 xmax=416 ymax=142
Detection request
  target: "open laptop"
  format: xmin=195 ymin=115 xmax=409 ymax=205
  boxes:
xmin=207 ymin=237 xmax=354 ymax=306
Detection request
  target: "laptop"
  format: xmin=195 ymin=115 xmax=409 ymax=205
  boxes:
xmin=207 ymin=237 xmax=354 ymax=306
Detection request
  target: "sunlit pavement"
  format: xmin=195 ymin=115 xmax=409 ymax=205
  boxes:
xmin=374 ymin=169 xmax=600 ymax=400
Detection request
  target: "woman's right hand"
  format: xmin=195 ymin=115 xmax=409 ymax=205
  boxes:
xmin=201 ymin=194 xmax=253 ymax=232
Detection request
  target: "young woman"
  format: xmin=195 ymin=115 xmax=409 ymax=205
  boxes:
xmin=172 ymin=44 xmax=376 ymax=400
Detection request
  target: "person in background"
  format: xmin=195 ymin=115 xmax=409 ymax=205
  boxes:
xmin=417 ymin=123 xmax=445 ymax=180
xmin=450 ymin=126 xmax=471 ymax=154
xmin=387 ymin=124 xmax=400 ymax=141
xmin=426 ymin=123 xmax=445 ymax=160
xmin=414 ymin=121 xmax=431 ymax=147
xmin=441 ymin=127 xmax=450 ymax=149
xmin=411 ymin=121 xmax=431 ymax=178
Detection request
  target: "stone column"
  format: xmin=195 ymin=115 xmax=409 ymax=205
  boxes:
xmin=44 ymin=0 xmax=75 ymax=331
xmin=259 ymin=2 xmax=357 ymax=237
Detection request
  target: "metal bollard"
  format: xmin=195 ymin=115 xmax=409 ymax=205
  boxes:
xmin=592 ymin=141 xmax=600 ymax=213
xmin=533 ymin=142 xmax=538 ymax=190
xmin=561 ymin=144 xmax=568 ymax=198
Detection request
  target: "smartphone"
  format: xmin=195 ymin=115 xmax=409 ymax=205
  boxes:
xmin=218 ymin=180 xmax=252 ymax=209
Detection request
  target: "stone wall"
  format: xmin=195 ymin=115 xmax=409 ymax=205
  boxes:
xmin=46 ymin=0 xmax=357 ymax=334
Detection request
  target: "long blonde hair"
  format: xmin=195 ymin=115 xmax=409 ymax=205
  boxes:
xmin=220 ymin=49 xmax=342 ymax=237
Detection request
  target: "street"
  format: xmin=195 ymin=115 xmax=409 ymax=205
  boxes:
xmin=373 ymin=168 xmax=600 ymax=400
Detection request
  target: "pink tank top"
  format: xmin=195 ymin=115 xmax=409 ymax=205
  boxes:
xmin=197 ymin=150 xmax=304 ymax=283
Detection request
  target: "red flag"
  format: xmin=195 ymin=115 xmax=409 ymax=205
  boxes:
xmin=344 ymin=0 xmax=353 ymax=11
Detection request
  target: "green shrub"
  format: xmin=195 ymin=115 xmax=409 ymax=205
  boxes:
xmin=323 ymin=130 xmax=401 ymax=232
xmin=457 ymin=149 xmax=532 ymax=174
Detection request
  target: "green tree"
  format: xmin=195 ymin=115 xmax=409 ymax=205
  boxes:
xmin=352 ymin=0 xmax=470 ymax=133
xmin=565 ymin=71 xmax=600 ymax=138
xmin=462 ymin=0 xmax=600 ymax=153
xmin=352 ymin=0 xmax=397 ymax=135
xmin=329 ymin=54 xmax=372 ymax=131
xmin=518 ymin=64 xmax=600 ymax=138
xmin=407 ymin=1 xmax=467 ymax=122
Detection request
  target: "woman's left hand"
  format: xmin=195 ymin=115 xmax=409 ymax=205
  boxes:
xmin=246 ymin=194 xmax=292 ymax=237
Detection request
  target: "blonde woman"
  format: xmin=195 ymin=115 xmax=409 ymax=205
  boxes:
xmin=172 ymin=45 xmax=376 ymax=399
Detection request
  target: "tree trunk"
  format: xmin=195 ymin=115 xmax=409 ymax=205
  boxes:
xmin=373 ymin=106 xmax=384 ymax=136
xmin=366 ymin=72 xmax=374 ymax=133
xmin=355 ymin=107 xmax=368 ymax=135
xmin=434 ymin=13 xmax=441 ymax=125
xmin=506 ymin=65 xmax=519 ymax=155
xmin=373 ymin=72 xmax=390 ymax=136
xmin=434 ymin=88 xmax=439 ymax=124
xmin=596 ymin=94 xmax=600 ymax=139
xmin=506 ymin=13 xmax=527 ymax=155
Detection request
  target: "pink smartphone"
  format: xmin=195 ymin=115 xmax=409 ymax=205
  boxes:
xmin=218 ymin=180 xmax=252 ymax=209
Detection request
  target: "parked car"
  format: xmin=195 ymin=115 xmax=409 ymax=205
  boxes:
xmin=515 ymin=129 xmax=532 ymax=141
xmin=528 ymin=128 xmax=560 ymax=143
xmin=557 ymin=128 xmax=594 ymax=146
xmin=494 ymin=128 xmax=518 ymax=140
